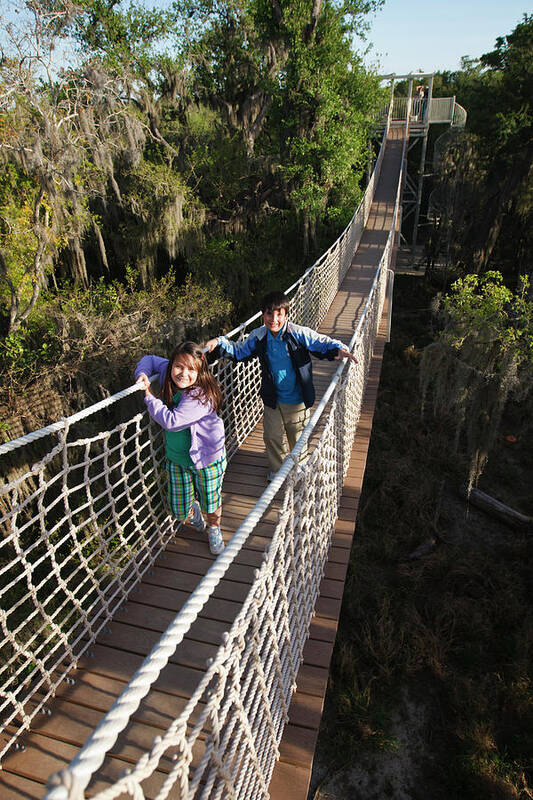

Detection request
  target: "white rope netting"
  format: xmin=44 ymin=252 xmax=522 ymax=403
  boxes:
xmin=0 ymin=412 xmax=173 ymax=755
xmin=0 ymin=104 xmax=405 ymax=800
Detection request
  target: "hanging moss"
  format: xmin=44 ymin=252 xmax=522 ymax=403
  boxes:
xmin=420 ymin=273 xmax=533 ymax=491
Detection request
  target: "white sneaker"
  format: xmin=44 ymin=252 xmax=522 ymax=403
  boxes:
xmin=189 ymin=501 xmax=206 ymax=532
xmin=207 ymin=526 xmax=224 ymax=555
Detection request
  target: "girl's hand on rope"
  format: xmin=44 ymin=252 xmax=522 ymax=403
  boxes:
xmin=136 ymin=373 xmax=152 ymax=395
xmin=336 ymin=348 xmax=358 ymax=364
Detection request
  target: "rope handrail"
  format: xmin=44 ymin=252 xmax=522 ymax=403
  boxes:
xmin=0 ymin=384 xmax=144 ymax=457
xmin=1 ymin=98 xmax=402 ymax=799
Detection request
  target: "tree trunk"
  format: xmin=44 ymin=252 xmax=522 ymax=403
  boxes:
xmin=460 ymin=484 xmax=533 ymax=532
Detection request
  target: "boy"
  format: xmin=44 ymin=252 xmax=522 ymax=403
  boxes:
xmin=205 ymin=291 xmax=357 ymax=481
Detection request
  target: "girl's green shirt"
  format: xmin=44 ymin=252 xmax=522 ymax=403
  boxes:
xmin=165 ymin=390 xmax=194 ymax=467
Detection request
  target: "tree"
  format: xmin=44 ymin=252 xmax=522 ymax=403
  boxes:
xmin=273 ymin=0 xmax=384 ymax=247
xmin=183 ymin=0 xmax=384 ymax=250
xmin=0 ymin=0 xmax=386 ymax=332
xmin=0 ymin=0 xmax=147 ymax=331
xmin=420 ymin=271 xmax=533 ymax=490
xmin=429 ymin=15 xmax=533 ymax=283
xmin=188 ymin=0 xmax=288 ymax=159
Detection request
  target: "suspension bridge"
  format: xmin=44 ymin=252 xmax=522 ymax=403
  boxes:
xmin=0 ymin=79 xmax=465 ymax=800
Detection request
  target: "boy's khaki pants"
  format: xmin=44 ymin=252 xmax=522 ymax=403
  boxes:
xmin=263 ymin=402 xmax=311 ymax=473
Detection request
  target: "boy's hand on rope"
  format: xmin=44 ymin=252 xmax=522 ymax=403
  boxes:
xmin=136 ymin=373 xmax=152 ymax=395
xmin=336 ymin=348 xmax=358 ymax=364
xmin=204 ymin=338 xmax=219 ymax=353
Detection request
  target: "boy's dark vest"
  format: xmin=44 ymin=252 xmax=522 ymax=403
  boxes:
xmin=248 ymin=324 xmax=335 ymax=410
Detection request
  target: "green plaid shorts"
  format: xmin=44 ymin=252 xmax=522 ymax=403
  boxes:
xmin=167 ymin=452 xmax=226 ymax=520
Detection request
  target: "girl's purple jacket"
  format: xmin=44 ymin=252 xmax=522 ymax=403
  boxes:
xmin=135 ymin=355 xmax=225 ymax=469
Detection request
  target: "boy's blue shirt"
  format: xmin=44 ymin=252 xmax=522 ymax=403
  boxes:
xmin=217 ymin=320 xmax=345 ymax=408
xmin=266 ymin=327 xmax=303 ymax=404
xmin=218 ymin=319 xmax=344 ymax=360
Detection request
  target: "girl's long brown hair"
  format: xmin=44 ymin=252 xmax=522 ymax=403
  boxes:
xmin=162 ymin=341 xmax=223 ymax=413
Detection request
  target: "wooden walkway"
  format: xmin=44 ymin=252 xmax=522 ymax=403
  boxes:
xmin=0 ymin=125 xmax=405 ymax=800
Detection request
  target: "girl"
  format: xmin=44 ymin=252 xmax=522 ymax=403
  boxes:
xmin=135 ymin=342 xmax=226 ymax=555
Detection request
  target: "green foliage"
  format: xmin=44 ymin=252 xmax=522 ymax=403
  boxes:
xmin=439 ymin=272 xmax=532 ymax=364
xmin=430 ymin=15 xmax=533 ymax=280
xmin=183 ymin=0 xmax=385 ymax=245
xmin=187 ymin=213 xmax=331 ymax=316
xmin=110 ymin=158 xmax=204 ymax=283
xmin=51 ymin=271 xmax=232 ymax=323
xmin=181 ymin=107 xmax=252 ymax=220
xmin=57 ymin=278 xmax=127 ymax=316
xmin=0 ymin=273 xmax=232 ymax=405
xmin=72 ymin=0 xmax=179 ymax=77
xmin=0 ymin=10 xmax=151 ymax=329
xmin=0 ymin=0 xmax=385 ymax=399
xmin=270 ymin=1 xmax=385 ymax=224
xmin=173 ymin=274 xmax=232 ymax=322
xmin=315 ymin=276 xmax=533 ymax=799
xmin=0 ymin=324 xmax=59 ymax=382
xmin=0 ymin=179 xmax=44 ymax=303
xmin=334 ymin=685 xmax=399 ymax=757
xmin=273 ymin=8 xmax=383 ymax=220
xmin=420 ymin=271 xmax=533 ymax=488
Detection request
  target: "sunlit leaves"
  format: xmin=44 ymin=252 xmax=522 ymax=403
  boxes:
xmin=421 ymin=271 xmax=533 ymax=488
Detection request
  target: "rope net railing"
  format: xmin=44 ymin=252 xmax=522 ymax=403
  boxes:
xmin=0 ymin=106 xmax=402 ymax=797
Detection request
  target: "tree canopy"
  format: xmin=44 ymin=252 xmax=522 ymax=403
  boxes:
xmin=429 ymin=14 xmax=533 ymax=284
xmin=421 ymin=271 xmax=533 ymax=489
xmin=0 ymin=0 xmax=384 ymax=339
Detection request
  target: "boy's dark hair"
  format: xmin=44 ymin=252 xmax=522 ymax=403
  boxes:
xmin=260 ymin=291 xmax=290 ymax=314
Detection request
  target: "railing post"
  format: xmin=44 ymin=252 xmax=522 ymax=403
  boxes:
xmin=386 ymin=269 xmax=395 ymax=342
xmin=407 ymin=77 xmax=414 ymax=122
xmin=410 ymin=74 xmax=432 ymax=266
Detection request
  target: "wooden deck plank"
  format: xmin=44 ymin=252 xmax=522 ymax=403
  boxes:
xmin=268 ymin=761 xmax=310 ymax=800
xmin=301 ymin=639 xmax=334 ymax=670
xmin=75 ymin=645 xmax=203 ymax=696
xmin=19 ymin=700 xmax=190 ymax=771
xmin=115 ymin=604 xmax=230 ymax=644
xmin=282 ymin=692 xmax=324 ymax=731
xmin=53 ymin=670 xmax=191 ymax=725
xmin=2 ymin=732 xmax=168 ymax=799
xmin=94 ymin=621 xmax=217 ymax=670
xmin=294 ymin=664 xmax=330 ymax=698
xmin=49 ymin=671 xmax=208 ymax=743
xmin=279 ymin=723 xmax=318 ymax=769
xmin=0 ymin=770 xmax=46 ymax=800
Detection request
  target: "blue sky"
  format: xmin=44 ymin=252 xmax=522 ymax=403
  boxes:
xmin=2 ymin=0 xmax=528 ymax=79
xmin=359 ymin=1 xmax=529 ymax=76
